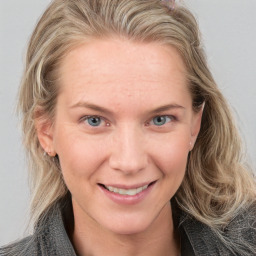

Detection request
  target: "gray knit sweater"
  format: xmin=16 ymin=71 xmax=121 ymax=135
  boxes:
xmin=1 ymin=196 xmax=255 ymax=256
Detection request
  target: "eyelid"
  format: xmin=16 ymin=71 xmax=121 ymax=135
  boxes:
xmin=146 ymin=115 xmax=177 ymax=126
xmin=79 ymin=114 xmax=177 ymax=127
xmin=80 ymin=115 xmax=111 ymax=127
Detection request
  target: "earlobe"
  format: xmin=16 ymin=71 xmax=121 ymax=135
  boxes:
xmin=35 ymin=116 xmax=56 ymax=156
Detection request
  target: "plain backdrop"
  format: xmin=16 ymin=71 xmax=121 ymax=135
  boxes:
xmin=0 ymin=0 xmax=256 ymax=245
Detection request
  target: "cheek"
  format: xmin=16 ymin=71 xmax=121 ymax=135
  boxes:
xmin=150 ymin=132 xmax=190 ymax=175
xmin=54 ymin=130 xmax=104 ymax=180
xmin=57 ymin=140 xmax=99 ymax=196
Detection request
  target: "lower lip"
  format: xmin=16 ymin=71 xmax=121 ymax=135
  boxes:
xmin=98 ymin=183 xmax=155 ymax=205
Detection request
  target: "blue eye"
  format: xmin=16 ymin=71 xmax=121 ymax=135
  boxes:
xmin=152 ymin=116 xmax=172 ymax=126
xmin=86 ymin=116 xmax=102 ymax=126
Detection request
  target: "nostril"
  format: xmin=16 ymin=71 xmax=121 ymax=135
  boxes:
xmin=108 ymin=152 xmax=148 ymax=174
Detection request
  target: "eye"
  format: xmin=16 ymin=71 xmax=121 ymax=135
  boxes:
xmin=87 ymin=116 xmax=102 ymax=126
xmin=150 ymin=115 xmax=174 ymax=126
xmin=81 ymin=116 xmax=108 ymax=127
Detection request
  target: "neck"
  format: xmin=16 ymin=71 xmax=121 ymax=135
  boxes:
xmin=71 ymin=201 xmax=180 ymax=256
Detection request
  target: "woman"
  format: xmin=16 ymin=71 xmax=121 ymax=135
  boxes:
xmin=1 ymin=0 xmax=255 ymax=255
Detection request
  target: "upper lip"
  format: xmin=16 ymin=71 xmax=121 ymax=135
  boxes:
xmin=99 ymin=181 xmax=156 ymax=189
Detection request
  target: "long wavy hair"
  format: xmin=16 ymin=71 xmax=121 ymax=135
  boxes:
xmin=17 ymin=0 xmax=255 ymax=254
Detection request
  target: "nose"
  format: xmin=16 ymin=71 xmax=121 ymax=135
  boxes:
xmin=108 ymin=125 xmax=148 ymax=174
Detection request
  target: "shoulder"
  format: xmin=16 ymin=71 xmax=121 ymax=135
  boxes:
xmin=1 ymin=196 xmax=76 ymax=256
xmin=0 ymin=236 xmax=37 ymax=256
xmin=224 ymin=203 xmax=256 ymax=252
xmin=179 ymin=203 xmax=256 ymax=256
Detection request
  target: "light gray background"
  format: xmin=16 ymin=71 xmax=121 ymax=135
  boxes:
xmin=0 ymin=0 xmax=255 ymax=245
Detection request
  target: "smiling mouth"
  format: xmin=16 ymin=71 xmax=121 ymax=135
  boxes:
xmin=99 ymin=181 xmax=156 ymax=196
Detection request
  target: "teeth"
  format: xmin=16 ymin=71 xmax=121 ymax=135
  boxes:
xmin=105 ymin=184 xmax=149 ymax=196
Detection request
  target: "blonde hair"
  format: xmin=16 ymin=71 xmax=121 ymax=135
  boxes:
xmin=18 ymin=0 xmax=255 ymax=254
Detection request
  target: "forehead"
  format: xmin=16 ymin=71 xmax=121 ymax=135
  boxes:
xmin=57 ymin=38 xmax=191 ymax=109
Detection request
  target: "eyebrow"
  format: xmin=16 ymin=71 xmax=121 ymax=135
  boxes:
xmin=149 ymin=104 xmax=185 ymax=115
xmin=70 ymin=101 xmax=185 ymax=115
xmin=70 ymin=101 xmax=113 ymax=115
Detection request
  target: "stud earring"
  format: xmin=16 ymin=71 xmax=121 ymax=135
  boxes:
xmin=43 ymin=149 xmax=56 ymax=157
xmin=189 ymin=141 xmax=193 ymax=151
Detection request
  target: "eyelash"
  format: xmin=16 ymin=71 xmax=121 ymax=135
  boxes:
xmin=80 ymin=115 xmax=177 ymax=128
xmin=80 ymin=115 xmax=110 ymax=127
xmin=146 ymin=115 xmax=177 ymax=127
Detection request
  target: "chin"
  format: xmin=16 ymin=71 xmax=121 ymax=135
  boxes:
xmin=107 ymin=223 xmax=151 ymax=236
xmin=99 ymin=212 xmax=156 ymax=235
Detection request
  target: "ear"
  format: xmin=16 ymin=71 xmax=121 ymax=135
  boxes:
xmin=35 ymin=113 xmax=56 ymax=157
xmin=190 ymin=103 xmax=204 ymax=150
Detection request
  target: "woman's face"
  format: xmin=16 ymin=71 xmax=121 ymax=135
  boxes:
xmin=40 ymin=38 xmax=202 ymax=235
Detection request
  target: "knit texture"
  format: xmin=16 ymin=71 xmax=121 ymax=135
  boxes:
xmin=1 ymin=197 xmax=255 ymax=256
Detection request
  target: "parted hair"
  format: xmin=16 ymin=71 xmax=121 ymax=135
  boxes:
xmin=18 ymin=0 xmax=255 ymax=254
